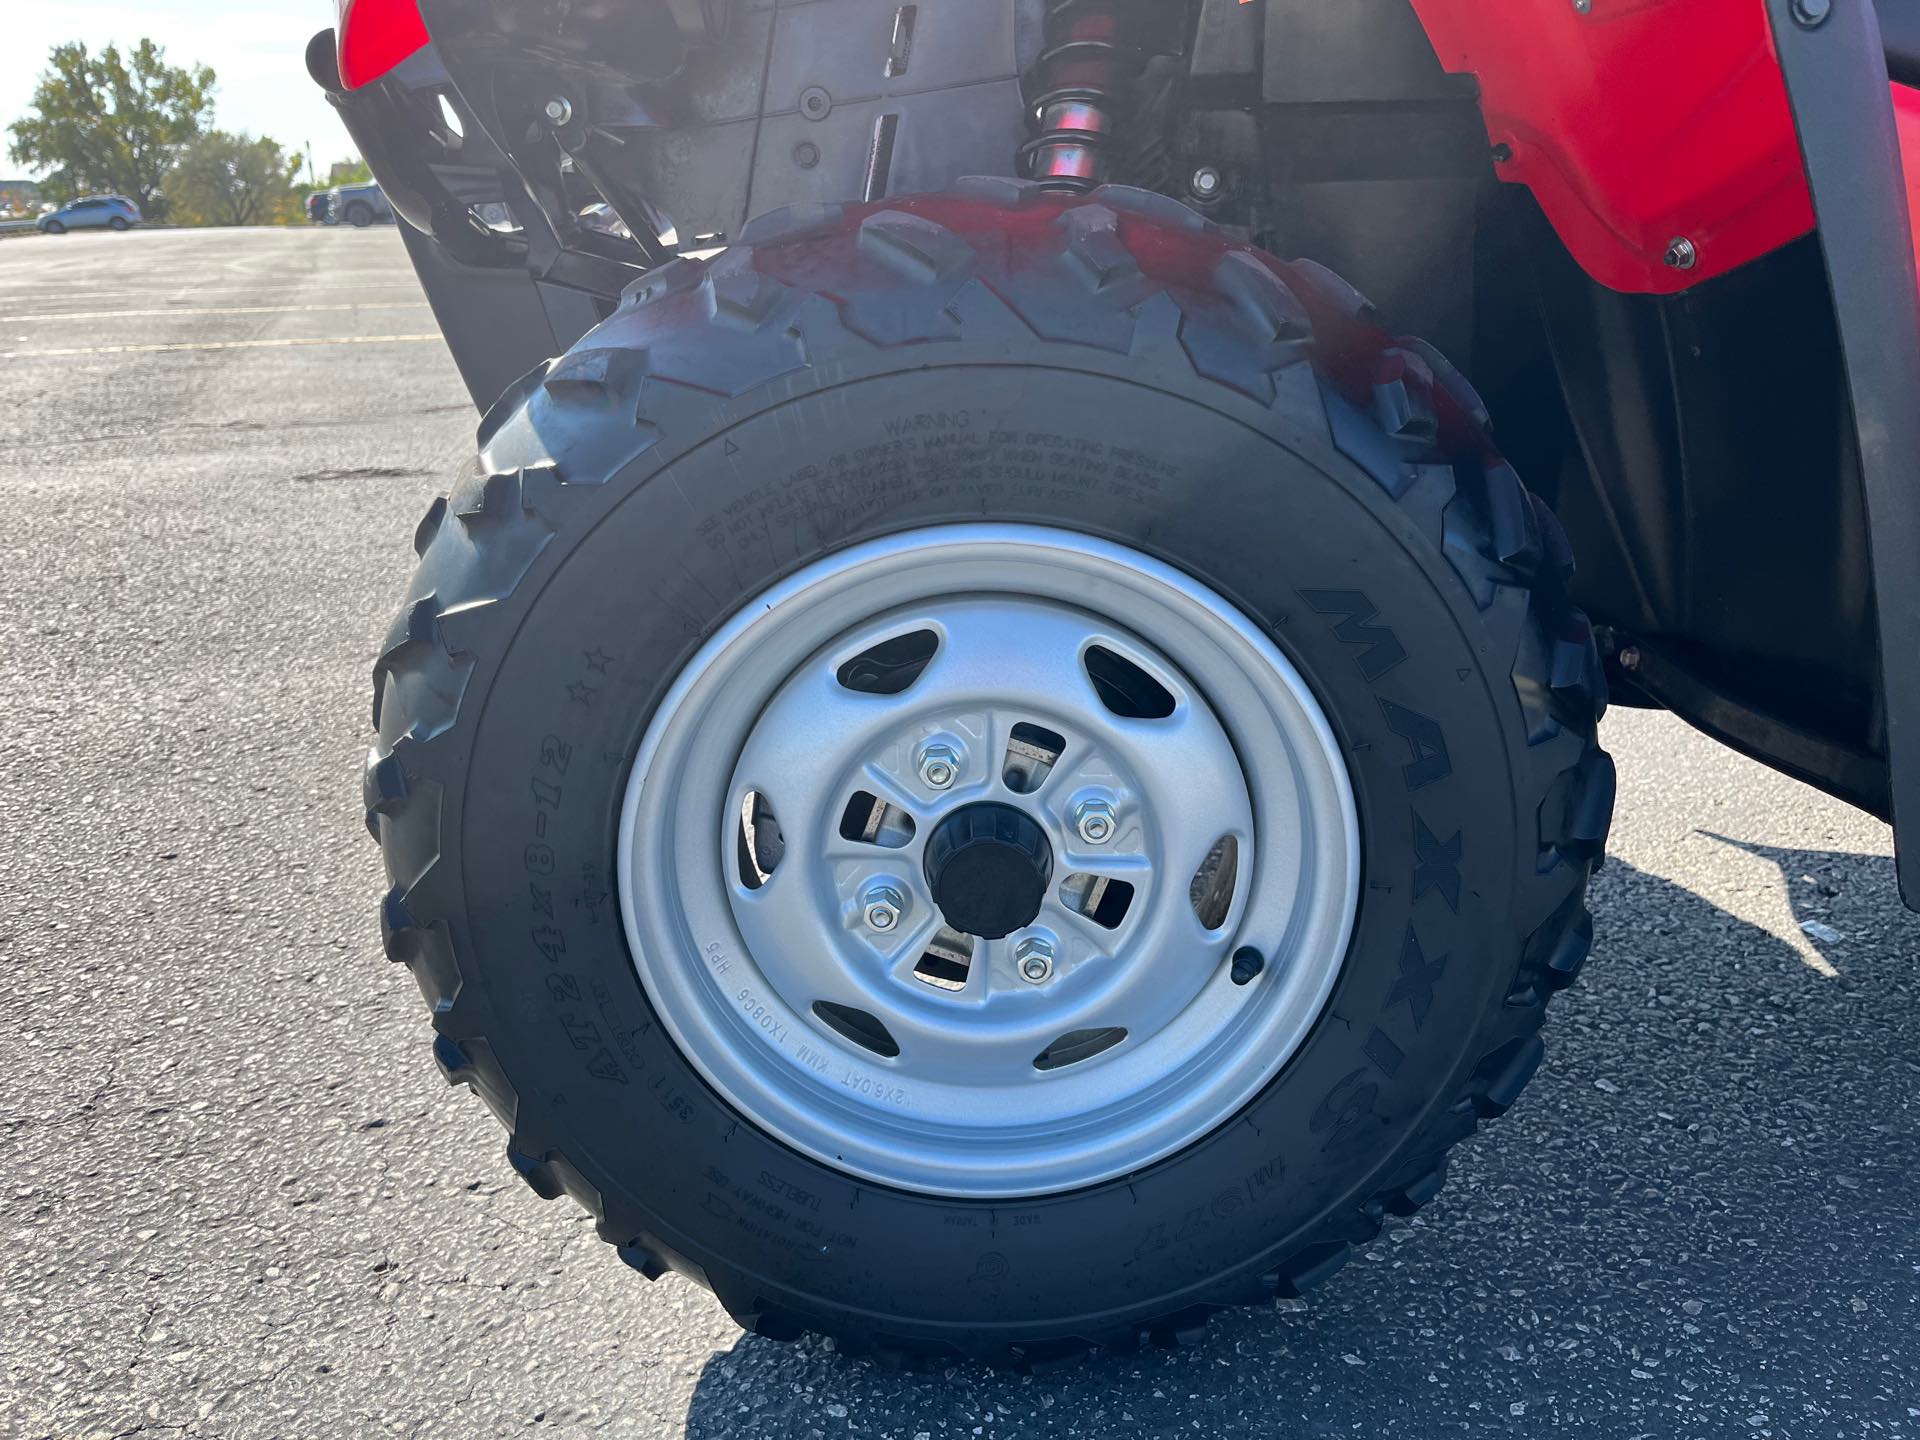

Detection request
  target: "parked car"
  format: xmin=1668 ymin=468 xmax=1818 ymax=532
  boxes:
xmin=324 ymin=182 xmax=393 ymax=227
xmin=37 ymin=196 xmax=140 ymax=234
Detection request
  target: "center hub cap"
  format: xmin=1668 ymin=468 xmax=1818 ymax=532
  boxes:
xmin=923 ymin=802 xmax=1053 ymax=940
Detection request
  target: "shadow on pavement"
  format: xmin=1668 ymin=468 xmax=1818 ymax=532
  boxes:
xmin=680 ymin=841 xmax=1920 ymax=1437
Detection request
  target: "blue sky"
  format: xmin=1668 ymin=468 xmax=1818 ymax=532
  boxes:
xmin=3 ymin=1 xmax=358 ymax=181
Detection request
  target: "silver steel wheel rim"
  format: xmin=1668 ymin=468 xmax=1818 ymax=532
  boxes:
xmin=618 ymin=525 xmax=1360 ymax=1197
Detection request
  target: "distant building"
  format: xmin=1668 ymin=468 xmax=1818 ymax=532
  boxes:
xmin=0 ymin=180 xmax=44 ymax=217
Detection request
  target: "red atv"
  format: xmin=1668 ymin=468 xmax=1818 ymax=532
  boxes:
xmin=317 ymin=0 xmax=1920 ymax=1361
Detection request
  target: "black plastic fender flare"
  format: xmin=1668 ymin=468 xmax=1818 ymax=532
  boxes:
xmin=1767 ymin=0 xmax=1920 ymax=910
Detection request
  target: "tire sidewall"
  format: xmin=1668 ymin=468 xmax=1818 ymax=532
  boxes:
xmin=448 ymin=353 xmax=1530 ymax=1337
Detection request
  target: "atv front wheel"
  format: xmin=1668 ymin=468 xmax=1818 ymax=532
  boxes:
xmin=367 ymin=183 xmax=1612 ymax=1362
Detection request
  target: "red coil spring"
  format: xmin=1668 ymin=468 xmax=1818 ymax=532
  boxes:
xmin=1019 ymin=0 xmax=1126 ymax=191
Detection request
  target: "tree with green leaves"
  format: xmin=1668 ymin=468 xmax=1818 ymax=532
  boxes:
xmin=170 ymin=131 xmax=303 ymax=227
xmin=7 ymin=40 xmax=215 ymax=221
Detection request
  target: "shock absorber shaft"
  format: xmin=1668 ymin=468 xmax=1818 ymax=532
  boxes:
xmin=1021 ymin=0 xmax=1127 ymax=191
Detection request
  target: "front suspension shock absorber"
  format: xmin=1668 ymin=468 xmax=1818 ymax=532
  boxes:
xmin=1020 ymin=0 xmax=1128 ymax=191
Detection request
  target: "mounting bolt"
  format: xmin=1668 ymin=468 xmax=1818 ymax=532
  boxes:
xmin=863 ymin=884 xmax=905 ymax=933
xmin=1074 ymin=798 xmax=1118 ymax=847
xmin=918 ymin=743 xmax=961 ymax=791
xmin=543 ymin=96 xmax=574 ymax=127
xmin=1791 ymin=0 xmax=1831 ymax=26
xmin=1016 ymin=936 xmax=1056 ymax=984
xmin=1664 ymin=237 xmax=1698 ymax=271
xmin=1188 ymin=165 xmax=1224 ymax=201
xmin=1571 ymin=0 xmax=1592 ymax=12
xmin=1618 ymin=645 xmax=1643 ymax=673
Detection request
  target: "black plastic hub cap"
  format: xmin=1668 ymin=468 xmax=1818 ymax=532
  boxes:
xmin=922 ymin=803 xmax=1054 ymax=940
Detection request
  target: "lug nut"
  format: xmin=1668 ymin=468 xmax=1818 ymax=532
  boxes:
xmin=1074 ymin=798 xmax=1118 ymax=846
xmin=1016 ymin=936 xmax=1055 ymax=984
xmin=863 ymin=885 xmax=905 ymax=933
xmin=918 ymin=744 xmax=960 ymax=791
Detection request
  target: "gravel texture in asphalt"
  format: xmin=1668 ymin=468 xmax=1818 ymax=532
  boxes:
xmin=2 ymin=226 xmax=1916 ymax=1439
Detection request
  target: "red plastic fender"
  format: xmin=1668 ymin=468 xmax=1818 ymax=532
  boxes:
xmin=1407 ymin=0 xmax=1816 ymax=294
xmin=1896 ymin=84 xmax=1920 ymax=278
xmin=336 ymin=0 xmax=431 ymax=90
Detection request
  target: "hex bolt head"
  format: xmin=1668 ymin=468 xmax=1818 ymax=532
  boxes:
xmin=1189 ymin=166 xmax=1223 ymax=201
xmin=543 ymin=96 xmax=574 ymax=126
xmin=863 ymin=885 xmax=905 ymax=933
xmin=918 ymin=744 xmax=961 ymax=791
xmin=1664 ymin=237 xmax=1698 ymax=271
xmin=1075 ymin=798 xmax=1118 ymax=846
xmin=1016 ymin=936 xmax=1056 ymax=984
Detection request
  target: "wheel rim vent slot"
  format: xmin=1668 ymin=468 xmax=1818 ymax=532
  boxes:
xmin=736 ymin=791 xmax=786 ymax=890
xmin=813 ymin=1001 xmax=901 ymax=1058
xmin=1004 ymin=721 xmax=1067 ymax=794
xmin=1034 ymin=1027 xmax=1127 ymax=1072
xmin=836 ymin=629 xmax=938 ymax=695
xmin=913 ymin=928 xmax=975 ymax=991
xmin=1085 ymin=645 xmax=1176 ymax=718
xmin=1189 ymin=835 xmax=1238 ymax=931
xmin=838 ymin=791 xmax=917 ymax=848
xmin=1060 ymin=873 xmax=1136 ymax=929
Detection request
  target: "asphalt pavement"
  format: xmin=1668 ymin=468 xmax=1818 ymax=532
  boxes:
xmin=2 ymin=226 xmax=1917 ymax=1439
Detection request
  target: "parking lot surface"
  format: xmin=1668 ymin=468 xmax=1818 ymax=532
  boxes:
xmin=2 ymin=226 xmax=1916 ymax=1439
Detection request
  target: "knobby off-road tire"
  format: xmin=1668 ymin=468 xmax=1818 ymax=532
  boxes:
xmin=366 ymin=183 xmax=1613 ymax=1364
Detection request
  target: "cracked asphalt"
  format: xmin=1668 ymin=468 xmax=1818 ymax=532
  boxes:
xmin=3 ymin=227 xmax=1918 ymax=1439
